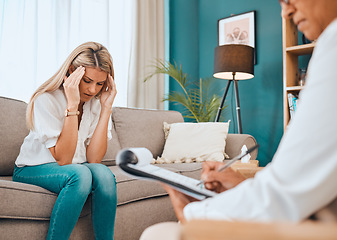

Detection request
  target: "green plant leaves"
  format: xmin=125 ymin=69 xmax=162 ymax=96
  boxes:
xmin=145 ymin=60 xmax=227 ymax=122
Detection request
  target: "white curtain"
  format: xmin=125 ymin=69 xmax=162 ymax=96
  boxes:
xmin=0 ymin=0 xmax=165 ymax=109
xmin=127 ymin=0 xmax=165 ymax=110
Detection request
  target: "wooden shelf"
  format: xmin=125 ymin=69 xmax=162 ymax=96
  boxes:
xmin=286 ymin=42 xmax=315 ymax=55
xmin=282 ymin=19 xmax=314 ymax=130
xmin=286 ymin=86 xmax=305 ymax=91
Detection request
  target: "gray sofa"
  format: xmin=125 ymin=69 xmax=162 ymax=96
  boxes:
xmin=0 ymin=96 xmax=257 ymax=240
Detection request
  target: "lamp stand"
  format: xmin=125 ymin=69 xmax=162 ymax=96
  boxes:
xmin=214 ymin=72 xmax=242 ymax=134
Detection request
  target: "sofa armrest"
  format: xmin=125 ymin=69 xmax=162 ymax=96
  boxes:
xmin=181 ymin=220 xmax=337 ymax=240
xmin=225 ymin=134 xmax=258 ymax=159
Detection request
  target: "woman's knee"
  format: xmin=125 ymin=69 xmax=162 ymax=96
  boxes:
xmin=88 ymin=164 xmax=116 ymax=183
xmin=86 ymin=164 xmax=116 ymax=194
xmin=64 ymin=164 xmax=92 ymax=194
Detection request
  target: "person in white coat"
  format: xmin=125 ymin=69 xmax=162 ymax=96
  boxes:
xmin=140 ymin=0 xmax=337 ymax=239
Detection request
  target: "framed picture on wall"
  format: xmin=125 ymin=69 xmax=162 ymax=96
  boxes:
xmin=218 ymin=10 xmax=256 ymax=64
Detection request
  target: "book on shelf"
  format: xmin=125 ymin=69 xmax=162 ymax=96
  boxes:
xmin=288 ymin=93 xmax=299 ymax=119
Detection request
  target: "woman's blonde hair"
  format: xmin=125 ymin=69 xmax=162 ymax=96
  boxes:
xmin=26 ymin=42 xmax=114 ymax=130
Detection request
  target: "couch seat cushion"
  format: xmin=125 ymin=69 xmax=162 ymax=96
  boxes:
xmin=0 ymin=179 xmax=91 ymax=220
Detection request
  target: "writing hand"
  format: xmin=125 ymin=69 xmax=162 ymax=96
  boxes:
xmin=100 ymin=74 xmax=117 ymax=112
xmin=63 ymin=66 xmax=85 ymax=110
xmin=201 ymin=161 xmax=246 ymax=193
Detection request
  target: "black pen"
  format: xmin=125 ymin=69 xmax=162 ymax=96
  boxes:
xmin=196 ymin=144 xmax=260 ymax=186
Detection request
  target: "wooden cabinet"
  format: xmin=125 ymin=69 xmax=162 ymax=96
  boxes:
xmin=282 ymin=18 xmax=315 ymax=130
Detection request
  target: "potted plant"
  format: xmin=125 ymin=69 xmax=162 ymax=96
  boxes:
xmin=144 ymin=60 xmax=227 ymax=122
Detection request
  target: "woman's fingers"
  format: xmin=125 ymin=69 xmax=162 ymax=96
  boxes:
xmin=99 ymin=74 xmax=117 ymax=110
xmin=106 ymin=74 xmax=117 ymax=96
xmin=107 ymin=75 xmax=113 ymax=89
xmin=64 ymin=66 xmax=85 ymax=86
xmin=63 ymin=66 xmax=84 ymax=107
xmin=108 ymin=74 xmax=113 ymax=87
xmin=71 ymin=66 xmax=85 ymax=86
xmin=110 ymin=75 xmax=117 ymax=95
xmin=74 ymin=67 xmax=85 ymax=86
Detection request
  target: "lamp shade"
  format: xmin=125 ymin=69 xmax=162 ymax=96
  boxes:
xmin=213 ymin=44 xmax=254 ymax=80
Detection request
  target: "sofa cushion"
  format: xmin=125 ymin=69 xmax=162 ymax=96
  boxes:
xmin=0 ymin=179 xmax=91 ymax=220
xmin=111 ymin=107 xmax=184 ymax=158
xmin=159 ymin=121 xmax=230 ymax=163
xmin=0 ymin=97 xmax=29 ymax=176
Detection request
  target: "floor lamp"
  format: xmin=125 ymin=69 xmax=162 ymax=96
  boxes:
xmin=213 ymin=44 xmax=254 ymax=134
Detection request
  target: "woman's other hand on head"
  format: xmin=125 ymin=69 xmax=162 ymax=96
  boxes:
xmin=63 ymin=66 xmax=85 ymax=110
xmin=100 ymin=74 xmax=117 ymax=112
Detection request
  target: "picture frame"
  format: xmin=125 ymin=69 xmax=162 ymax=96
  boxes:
xmin=218 ymin=11 xmax=256 ymax=64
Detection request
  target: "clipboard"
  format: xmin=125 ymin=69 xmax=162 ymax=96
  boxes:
xmin=116 ymin=148 xmax=217 ymax=200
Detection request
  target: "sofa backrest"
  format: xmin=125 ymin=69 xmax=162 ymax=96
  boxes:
xmin=0 ymin=97 xmax=252 ymax=174
xmin=111 ymin=107 xmax=184 ymax=159
xmin=0 ymin=97 xmax=29 ymax=176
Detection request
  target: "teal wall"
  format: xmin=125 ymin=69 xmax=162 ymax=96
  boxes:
xmin=168 ymin=0 xmax=284 ymax=166
xmin=168 ymin=0 xmax=200 ymax=115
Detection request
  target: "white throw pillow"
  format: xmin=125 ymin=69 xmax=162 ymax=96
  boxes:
xmin=155 ymin=121 xmax=230 ymax=164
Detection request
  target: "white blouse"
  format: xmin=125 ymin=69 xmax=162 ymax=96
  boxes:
xmin=184 ymin=18 xmax=337 ymax=222
xmin=15 ymin=88 xmax=112 ymax=167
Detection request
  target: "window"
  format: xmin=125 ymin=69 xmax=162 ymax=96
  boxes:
xmin=0 ymin=0 xmax=132 ymax=106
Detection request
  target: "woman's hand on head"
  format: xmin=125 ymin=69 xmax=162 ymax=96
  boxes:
xmin=201 ymin=161 xmax=246 ymax=193
xmin=63 ymin=66 xmax=85 ymax=110
xmin=100 ymin=74 xmax=117 ymax=111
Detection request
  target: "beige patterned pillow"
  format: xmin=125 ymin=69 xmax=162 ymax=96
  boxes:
xmin=154 ymin=121 xmax=230 ymax=164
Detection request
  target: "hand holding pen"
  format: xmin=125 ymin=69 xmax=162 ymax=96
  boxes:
xmin=197 ymin=144 xmax=259 ymax=192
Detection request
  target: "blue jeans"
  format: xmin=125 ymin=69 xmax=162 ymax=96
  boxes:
xmin=13 ymin=163 xmax=117 ymax=240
